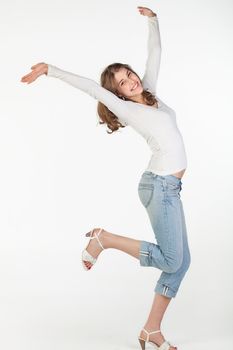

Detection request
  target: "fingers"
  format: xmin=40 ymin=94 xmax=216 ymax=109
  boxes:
xmin=21 ymin=73 xmax=32 ymax=81
xmin=21 ymin=62 xmax=45 ymax=83
xmin=20 ymin=71 xmax=36 ymax=83
xmin=137 ymin=6 xmax=150 ymax=11
xmin=21 ymin=72 xmax=33 ymax=79
xmin=137 ymin=6 xmax=144 ymax=13
xmin=137 ymin=6 xmax=153 ymax=16
xmin=21 ymin=61 xmax=47 ymax=83
xmin=21 ymin=67 xmax=35 ymax=83
xmin=20 ymin=77 xmax=31 ymax=83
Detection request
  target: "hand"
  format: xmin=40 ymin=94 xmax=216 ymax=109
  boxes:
xmin=20 ymin=62 xmax=48 ymax=84
xmin=137 ymin=6 xmax=156 ymax=18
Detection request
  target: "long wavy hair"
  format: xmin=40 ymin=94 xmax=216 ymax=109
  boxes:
xmin=97 ymin=63 xmax=158 ymax=134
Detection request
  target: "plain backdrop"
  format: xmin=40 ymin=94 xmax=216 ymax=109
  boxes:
xmin=0 ymin=0 xmax=232 ymax=349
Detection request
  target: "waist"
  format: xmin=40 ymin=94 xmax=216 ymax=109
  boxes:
xmin=171 ymin=168 xmax=186 ymax=179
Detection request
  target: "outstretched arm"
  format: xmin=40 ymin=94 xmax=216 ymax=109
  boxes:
xmin=137 ymin=7 xmax=161 ymax=95
xmin=20 ymin=63 xmax=130 ymax=125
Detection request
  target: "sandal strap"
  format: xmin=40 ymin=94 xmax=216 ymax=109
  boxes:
xmin=90 ymin=228 xmax=104 ymax=250
xmin=142 ymin=328 xmax=161 ymax=342
xmin=82 ymin=249 xmax=97 ymax=264
xmin=158 ymin=340 xmax=171 ymax=350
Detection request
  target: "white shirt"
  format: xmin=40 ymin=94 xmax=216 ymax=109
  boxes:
xmin=47 ymin=16 xmax=187 ymax=176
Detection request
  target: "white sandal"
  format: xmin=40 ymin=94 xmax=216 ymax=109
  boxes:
xmin=82 ymin=228 xmax=104 ymax=270
xmin=138 ymin=328 xmax=175 ymax=350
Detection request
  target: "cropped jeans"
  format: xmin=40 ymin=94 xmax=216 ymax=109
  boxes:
xmin=137 ymin=171 xmax=191 ymax=298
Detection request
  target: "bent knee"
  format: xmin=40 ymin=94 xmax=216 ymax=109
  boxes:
xmin=166 ymin=253 xmax=191 ymax=274
xmin=165 ymin=256 xmax=183 ymax=273
xmin=166 ymin=263 xmax=181 ymax=273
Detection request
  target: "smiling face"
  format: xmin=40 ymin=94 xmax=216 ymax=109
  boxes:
xmin=114 ymin=67 xmax=144 ymax=101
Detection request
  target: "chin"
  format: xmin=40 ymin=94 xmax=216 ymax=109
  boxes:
xmin=131 ymin=87 xmax=143 ymax=97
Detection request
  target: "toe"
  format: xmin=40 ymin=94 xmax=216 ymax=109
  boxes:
xmin=85 ymin=261 xmax=92 ymax=269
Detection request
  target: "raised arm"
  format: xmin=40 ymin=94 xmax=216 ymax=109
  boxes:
xmin=47 ymin=65 xmax=131 ymax=122
xmin=138 ymin=8 xmax=161 ymax=95
xmin=20 ymin=63 xmax=130 ymax=126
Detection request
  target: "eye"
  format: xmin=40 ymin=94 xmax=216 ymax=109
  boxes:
xmin=120 ymin=71 xmax=131 ymax=86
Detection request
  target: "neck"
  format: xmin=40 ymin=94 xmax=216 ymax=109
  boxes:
xmin=129 ymin=93 xmax=145 ymax=104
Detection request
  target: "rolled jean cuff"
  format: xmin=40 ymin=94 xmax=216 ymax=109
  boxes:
xmin=139 ymin=240 xmax=154 ymax=267
xmin=154 ymin=282 xmax=177 ymax=298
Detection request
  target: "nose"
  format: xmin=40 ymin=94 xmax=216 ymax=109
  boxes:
xmin=130 ymin=79 xmax=137 ymax=89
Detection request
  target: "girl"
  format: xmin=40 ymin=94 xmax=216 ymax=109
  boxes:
xmin=21 ymin=6 xmax=191 ymax=350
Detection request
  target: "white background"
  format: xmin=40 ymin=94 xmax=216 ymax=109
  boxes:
xmin=0 ymin=0 xmax=232 ymax=349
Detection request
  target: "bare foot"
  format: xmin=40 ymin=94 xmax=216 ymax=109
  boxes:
xmin=139 ymin=329 xmax=177 ymax=349
xmin=83 ymin=228 xmax=105 ymax=269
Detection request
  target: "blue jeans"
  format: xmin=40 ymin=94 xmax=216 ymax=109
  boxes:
xmin=137 ymin=171 xmax=191 ymax=298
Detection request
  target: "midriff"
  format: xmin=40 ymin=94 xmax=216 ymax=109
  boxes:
xmin=171 ymin=168 xmax=186 ymax=179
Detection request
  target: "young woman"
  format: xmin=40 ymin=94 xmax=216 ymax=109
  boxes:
xmin=21 ymin=6 xmax=191 ymax=350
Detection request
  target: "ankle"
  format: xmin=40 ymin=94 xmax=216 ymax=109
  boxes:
xmin=144 ymin=323 xmax=161 ymax=332
xmin=100 ymin=229 xmax=111 ymax=249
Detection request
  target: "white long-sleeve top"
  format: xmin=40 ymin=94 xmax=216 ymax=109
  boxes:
xmin=47 ymin=16 xmax=187 ymax=176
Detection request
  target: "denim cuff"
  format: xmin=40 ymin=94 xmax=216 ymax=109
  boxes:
xmin=139 ymin=242 xmax=178 ymax=298
xmin=139 ymin=240 xmax=154 ymax=267
xmin=154 ymin=282 xmax=177 ymax=298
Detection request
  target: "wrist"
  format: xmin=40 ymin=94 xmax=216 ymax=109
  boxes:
xmin=148 ymin=14 xmax=157 ymax=19
xmin=44 ymin=63 xmax=48 ymax=75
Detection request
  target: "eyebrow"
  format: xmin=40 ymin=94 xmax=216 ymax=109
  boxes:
xmin=118 ymin=70 xmax=129 ymax=86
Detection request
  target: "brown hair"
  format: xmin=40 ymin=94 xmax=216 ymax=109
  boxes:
xmin=97 ymin=63 xmax=158 ymax=134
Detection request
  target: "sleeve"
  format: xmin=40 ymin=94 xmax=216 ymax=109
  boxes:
xmin=46 ymin=64 xmax=130 ymax=125
xmin=141 ymin=16 xmax=162 ymax=95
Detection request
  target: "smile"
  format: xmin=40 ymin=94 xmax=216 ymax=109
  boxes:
xmin=131 ymin=82 xmax=138 ymax=91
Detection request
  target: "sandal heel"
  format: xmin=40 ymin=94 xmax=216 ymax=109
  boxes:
xmin=138 ymin=338 xmax=145 ymax=350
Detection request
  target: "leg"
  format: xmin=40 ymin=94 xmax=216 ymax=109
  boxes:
xmin=138 ymin=172 xmax=191 ymax=298
xmin=84 ymin=176 xmax=187 ymax=275
xmin=83 ymin=230 xmax=141 ymax=269
xmin=137 ymin=173 xmax=190 ymax=349
xmin=139 ymin=203 xmax=190 ymax=347
xmin=137 ymin=173 xmax=184 ymax=276
xmin=155 ymin=199 xmax=191 ymax=298
xmin=83 ymin=225 xmax=186 ymax=273
xmin=139 ymin=293 xmax=177 ymax=349
xmin=145 ymin=294 xmax=171 ymax=330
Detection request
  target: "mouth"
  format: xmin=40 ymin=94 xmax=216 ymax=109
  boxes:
xmin=131 ymin=82 xmax=139 ymax=91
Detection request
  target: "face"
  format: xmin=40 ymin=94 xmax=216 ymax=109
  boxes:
xmin=114 ymin=67 xmax=143 ymax=100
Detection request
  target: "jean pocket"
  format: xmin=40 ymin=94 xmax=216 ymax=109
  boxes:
xmin=164 ymin=176 xmax=182 ymax=190
xmin=165 ymin=181 xmax=182 ymax=198
xmin=166 ymin=182 xmax=180 ymax=190
xmin=138 ymin=183 xmax=154 ymax=208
